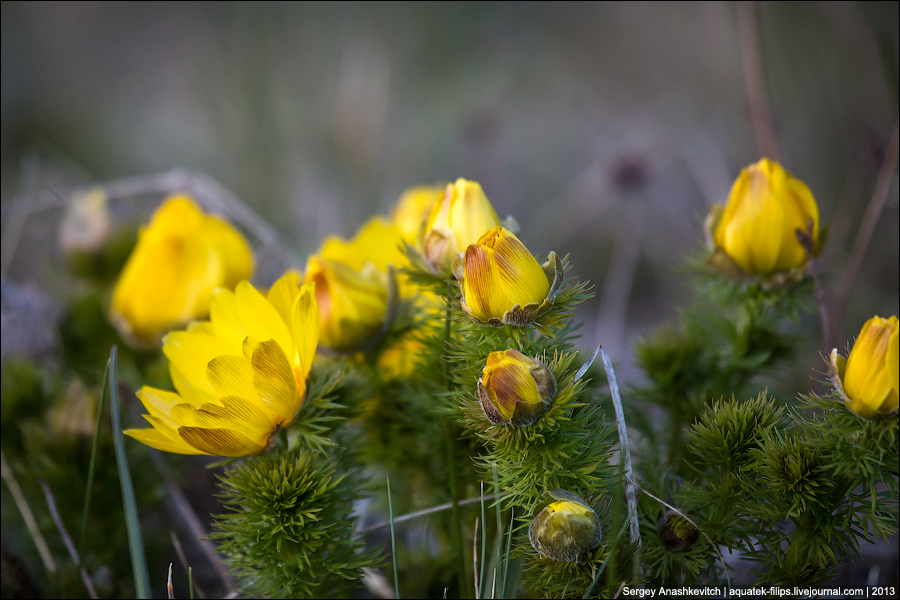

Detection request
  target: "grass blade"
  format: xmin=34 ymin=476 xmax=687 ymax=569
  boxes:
xmin=386 ymin=472 xmax=400 ymax=599
xmin=78 ymin=357 xmax=110 ymax=563
xmin=108 ymin=345 xmax=151 ymax=598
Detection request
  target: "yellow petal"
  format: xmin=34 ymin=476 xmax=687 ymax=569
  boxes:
xmin=292 ymin=282 xmax=319 ymax=381
xmin=266 ymin=271 xmax=303 ymax=329
xmin=164 ymin=330 xmax=242 ymax=395
xmin=463 ymin=243 xmax=507 ymax=321
xmin=491 ymin=231 xmax=549 ymax=306
xmin=207 ymin=354 xmax=256 ymax=398
xmin=250 ymin=340 xmax=298 ymax=424
xmin=178 ymin=427 xmax=264 ymax=457
xmin=192 ymin=396 xmax=273 ymax=438
xmin=235 ymin=281 xmax=294 ymax=356
xmin=125 ymin=426 xmax=206 ymax=455
xmin=889 ymin=323 xmax=899 ymax=399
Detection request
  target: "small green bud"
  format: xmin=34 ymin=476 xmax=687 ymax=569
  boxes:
xmin=656 ymin=510 xmax=698 ymax=553
xmin=528 ymin=490 xmax=601 ymax=562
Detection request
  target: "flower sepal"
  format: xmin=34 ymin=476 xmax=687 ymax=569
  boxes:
xmin=452 ymin=248 xmax=563 ymax=328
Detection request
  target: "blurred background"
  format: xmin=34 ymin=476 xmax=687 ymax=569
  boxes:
xmin=1 ymin=0 xmax=898 ymax=385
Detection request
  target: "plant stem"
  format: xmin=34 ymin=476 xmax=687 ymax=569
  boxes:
xmin=442 ymin=283 xmax=468 ymax=597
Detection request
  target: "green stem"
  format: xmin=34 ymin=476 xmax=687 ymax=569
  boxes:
xmin=442 ymin=283 xmax=468 ymax=597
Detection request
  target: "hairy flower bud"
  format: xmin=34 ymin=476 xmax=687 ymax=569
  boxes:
xmin=477 ymin=349 xmax=556 ymax=426
xmin=529 ymin=490 xmax=601 ymax=562
xmin=452 ymin=227 xmax=563 ymax=327
xmin=657 ymin=510 xmax=699 ymax=553
xmin=705 ymin=158 xmax=820 ymax=284
xmin=111 ymin=194 xmax=253 ymax=343
xmin=421 ymin=178 xmax=501 ymax=271
xmin=829 ymin=315 xmax=899 ymax=419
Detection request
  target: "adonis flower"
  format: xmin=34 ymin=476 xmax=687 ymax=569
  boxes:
xmin=111 ymin=194 xmax=253 ymax=342
xmin=391 ymin=185 xmax=445 ymax=244
xmin=421 ymin=178 xmax=502 ymax=272
xmin=705 ymin=158 xmax=820 ymax=284
xmin=452 ymin=226 xmax=563 ymax=327
xmin=829 ymin=315 xmax=899 ymax=420
xmin=477 ymin=349 xmax=556 ymax=426
xmin=305 ymin=217 xmax=406 ymax=351
xmin=125 ymin=273 xmax=318 ymax=456
xmin=529 ymin=490 xmax=602 ymax=562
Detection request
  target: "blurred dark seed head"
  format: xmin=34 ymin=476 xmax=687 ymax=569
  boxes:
xmin=610 ymin=154 xmax=651 ymax=194
xmin=1 ymin=280 xmax=62 ymax=364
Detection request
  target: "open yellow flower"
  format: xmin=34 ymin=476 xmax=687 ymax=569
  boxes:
xmin=125 ymin=273 xmax=318 ymax=456
xmin=452 ymin=226 xmax=563 ymax=327
xmin=705 ymin=158 xmax=819 ymax=284
xmin=829 ymin=315 xmax=899 ymax=419
xmin=477 ymin=349 xmax=556 ymax=426
xmin=111 ymin=194 xmax=253 ymax=342
xmin=422 ymin=178 xmax=502 ymax=272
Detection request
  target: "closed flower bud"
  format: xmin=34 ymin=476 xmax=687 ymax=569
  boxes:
xmin=477 ymin=349 xmax=556 ymax=426
xmin=529 ymin=490 xmax=601 ymax=562
xmin=705 ymin=158 xmax=820 ymax=284
xmin=829 ymin=315 xmax=899 ymax=419
xmin=304 ymin=257 xmax=390 ymax=351
xmin=452 ymin=226 xmax=563 ymax=327
xmin=111 ymin=194 xmax=253 ymax=343
xmin=422 ymin=178 xmax=502 ymax=271
xmin=657 ymin=510 xmax=699 ymax=553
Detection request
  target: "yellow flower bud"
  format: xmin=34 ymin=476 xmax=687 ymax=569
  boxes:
xmin=477 ymin=349 xmax=556 ymax=426
xmin=422 ymin=178 xmax=501 ymax=271
xmin=391 ymin=185 xmax=445 ymax=244
xmin=111 ymin=195 xmax=254 ymax=343
xmin=657 ymin=510 xmax=699 ymax=553
xmin=706 ymin=158 xmax=820 ymax=283
xmin=304 ymin=257 xmax=390 ymax=351
xmin=452 ymin=226 xmax=563 ymax=327
xmin=529 ymin=490 xmax=602 ymax=562
xmin=829 ymin=315 xmax=899 ymax=419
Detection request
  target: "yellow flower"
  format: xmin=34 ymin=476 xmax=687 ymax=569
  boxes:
xmin=422 ymin=178 xmax=502 ymax=271
xmin=377 ymin=331 xmax=426 ymax=379
xmin=706 ymin=158 xmax=820 ymax=282
xmin=125 ymin=273 xmax=319 ymax=456
xmin=477 ymin=349 xmax=556 ymax=426
xmin=111 ymin=195 xmax=253 ymax=342
xmin=528 ymin=490 xmax=601 ymax=562
xmin=829 ymin=315 xmax=899 ymax=419
xmin=452 ymin=226 xmax=563 ymax=327
xmin=319 ymin=217 xmax=406 ymax=274
xmin=391 ymin=185 xmax=445 ymax=244
xmin=305 ymin=257 xmax=389 ymax=351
